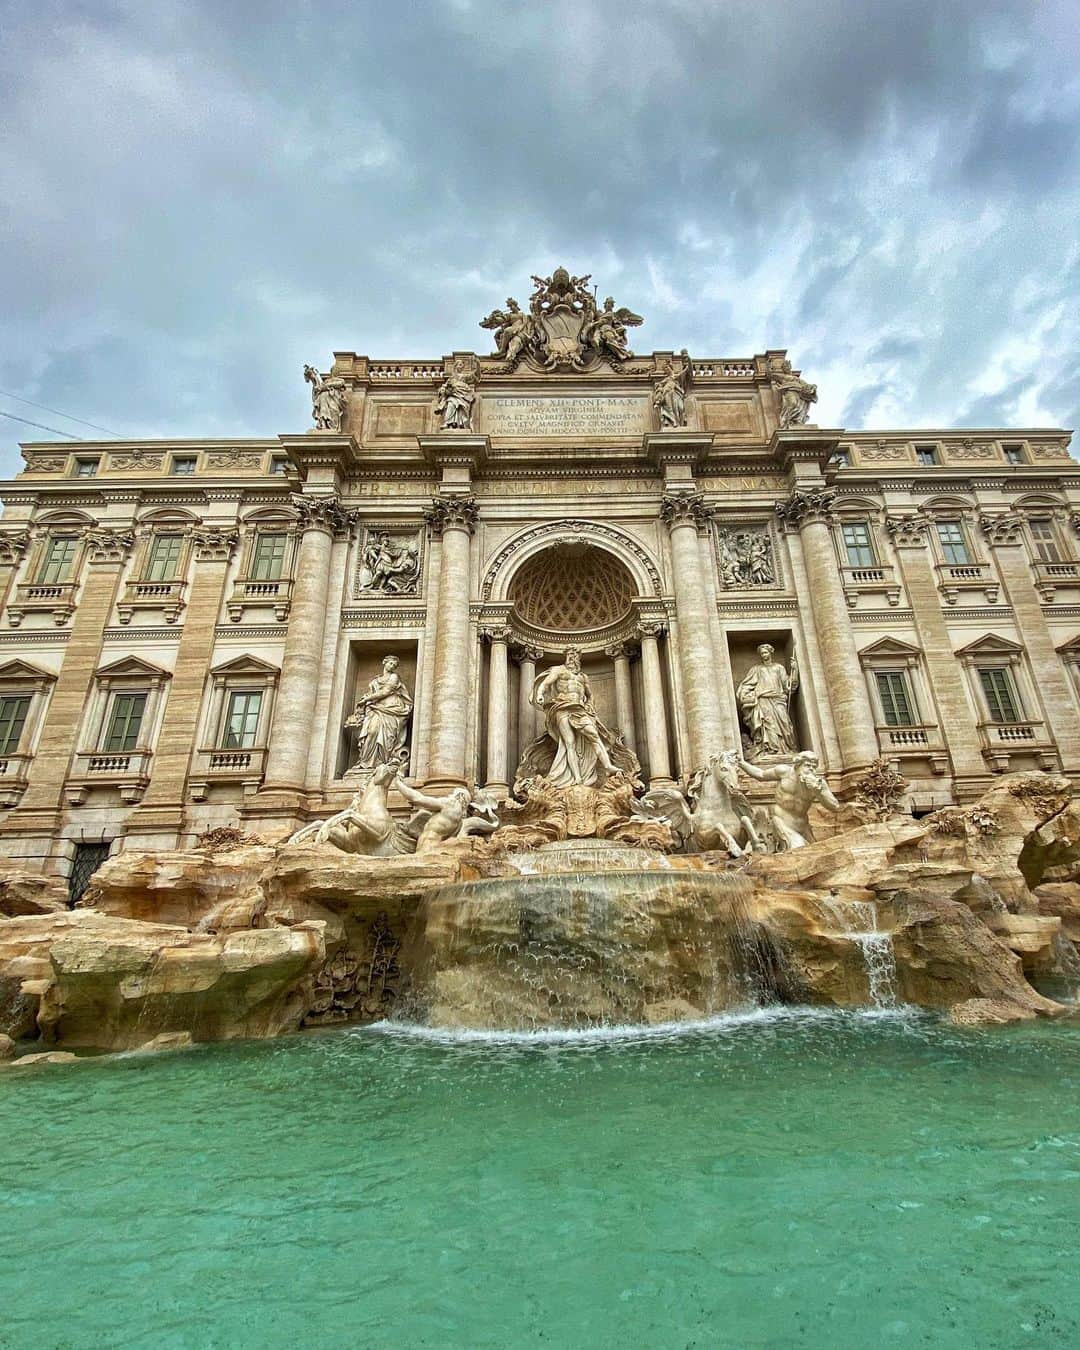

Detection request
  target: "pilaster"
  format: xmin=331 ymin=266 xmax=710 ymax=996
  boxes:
xmin=424 ymin=494 xmax=479 ymax=789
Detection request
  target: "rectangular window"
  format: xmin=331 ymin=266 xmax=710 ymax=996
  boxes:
xmin=74 ymin=458 xmax=99 ymax=478
xmin=841 ymin=522 xmax=876 ymax=567
xmin=221 ymin=690 xmax=263 ymax=749
xmin=103 ymin=692 xmax=147 ymax=752
xmin=269 ymin=456 xmax=289 ymax=476
xmin=830 ymin=449 xmax=850 ymax=468
xmin=916 ymin=445 xmax=938 ymax=467
xmin=1028 ymin=519 xmax=1061 ymax=564
xmin=144 ymin=534 xmax=184 ymax=582
xmin=37 ymin=536 xmax=78 ymax=585
xmin=1003 ymin=444 xmax=1024 ymax=465
xmin=170 ymin=456 xmax=197 ymax=476
xmin=0 ymin=695 xmax=31 ymax=754
xmin=250 ymin=533 xmax=287 ymax=581
xmin=875 ymin=671 xmax=915 ymax=727
xmin=979 ymin=668 xmax=1022 ymax=724
xmin=936 ymin=520 xmax=970 ymax=565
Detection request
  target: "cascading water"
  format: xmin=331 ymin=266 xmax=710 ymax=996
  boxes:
xmin=815 ymin=897 xmax=899 ymax=1010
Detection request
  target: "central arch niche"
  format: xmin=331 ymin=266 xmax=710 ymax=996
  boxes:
xmin=508 ymin=542 xmax=636 ymax=633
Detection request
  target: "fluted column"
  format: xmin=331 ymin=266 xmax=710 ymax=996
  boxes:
xmin=262 ymin=496 xmax=351 ymax=795
xmin=777 ymin=487 xmax=878 ymax=772
xmin=482 ymin=625 xmax=511 ymax=796
xmin=637 ymin=622 xmax=673 ymax=785
xmin=605 ymin=641 xmax=637 ymax=757
xmin=424 ymin=495 xmax=478 ymax=788
xmin=660 ymin=491 xmax=725 ymax=768
xmin=514 ymin=645 xmax=541 ymax=770
xmin=982 ymin=512 xmax=1080 ymax=769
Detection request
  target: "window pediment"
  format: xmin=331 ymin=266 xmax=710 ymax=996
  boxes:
xmin=210 ymin=655 xmax=280 ymax=678
xmin=0 ymin=659 xmax=56 ymax=685
xmin=858 ymin=637 xmax=921 ymax=661
xmin=954 ymin=634 xmax=1023 ymax=659
xmin=94 ymin=655 xmax=172 ymax=680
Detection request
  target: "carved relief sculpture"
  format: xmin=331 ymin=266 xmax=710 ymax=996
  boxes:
xmin=736 ymin=643 xmax=799 ymax=760
xmin=357 ymin=530 xmax=421 ymax=596
xmin=652 ymin=352 xmax=691 ymax=428
xmin=769 ymin=357 xmax=818 ymax=428
xmin=343 ymin=655 xmax=414 ymax=775
xmin=303 ymin=364 xmax=349 ymax=433
xmin=516 ymin=649 xmax=638 ymax=788
xmin=715 ymin=526 xmax=775 ymax=588
xmin=434 ymin=361 xmax=477 ymax=430
xmin=479 ymin=268 xmax=642 ymax=371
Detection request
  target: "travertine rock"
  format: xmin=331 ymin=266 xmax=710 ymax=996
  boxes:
xmin=948 ymin=998 xmax=1041 ymax=1026
xmin=1034 ymin=882 xmax=1080 ymax=943
xmin=642 ymin=998 xmax=704 ymax=1024
xmin=83 ymin=846 xmax=274 ymax=928
xmin=0 ymin=870 xmax=67 ymax=917
xmin=0 ymin=1032 xmax=14 ymax=1058
xmin=135 ymin=1031 xmax=194 ymax=1053
xmin=1 ymin=1050 xmax=81 ymax=1068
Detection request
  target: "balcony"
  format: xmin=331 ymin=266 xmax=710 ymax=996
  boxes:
xmin=874 ymin=724 xmax=948 ymax=775
xmin=934 ymin=562 xmax=999 ymax=606
xmin=188 ymin=745 xmax=268 ymax=800
xmin=227 ymin=577 xmax=293 ymax=623
xmin=64 ymin=749 xmax=154 ymax=804
xmin=841 ymin=563 xmax=900 ymax=608
xmin=1032 ymin=559 xmax=1080 ymax=602
xmin=7 ymin=582 xmax=78 ymax=627
xmin=977 ymin=721 xmax=1057 ymax=773
xmin=0 ymin=751 xmax=33 ymax=806
xmin=117 ymin=578 xmax=187 ymax=625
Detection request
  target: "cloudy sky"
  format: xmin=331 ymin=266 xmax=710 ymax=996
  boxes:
xmin=1 ymin=1 xmax=1077 ymax=471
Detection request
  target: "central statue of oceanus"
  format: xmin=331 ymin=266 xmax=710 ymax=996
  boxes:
xmin=516 ymin=649 xmax=638 ymax=788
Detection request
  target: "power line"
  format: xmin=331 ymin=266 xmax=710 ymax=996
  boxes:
xmin=0 ymin=388 xmax=120 ymax=437
xmin=0 ymin=409 xmax=84 ymax=440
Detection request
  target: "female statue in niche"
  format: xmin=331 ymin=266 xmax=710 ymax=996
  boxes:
xmin=736 ymin=643 xmax=799 ymax=760
xmin=344 ymin=655 xmax=414 ymax=773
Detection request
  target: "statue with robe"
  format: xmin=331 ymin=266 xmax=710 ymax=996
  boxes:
xmin=736 ymin=643 xmax=799 ymax=759
xmin=344 ymin=656 xmax=413 ymax=774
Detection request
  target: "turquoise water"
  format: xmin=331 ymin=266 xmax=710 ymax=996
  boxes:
xmin=2 ymin=1009 xmax=1079 ymax=1349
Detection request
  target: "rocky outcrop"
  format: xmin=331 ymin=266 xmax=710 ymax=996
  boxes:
xmin=0 ymin=869 xmax=67 ymax=918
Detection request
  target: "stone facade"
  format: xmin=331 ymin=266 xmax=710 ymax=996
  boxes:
xmin=0 ymin=272 xmax=1077 ymax=888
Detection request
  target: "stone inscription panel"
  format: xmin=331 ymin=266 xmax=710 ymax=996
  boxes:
xmin=484 ymin=396 xmax=648 ymax=438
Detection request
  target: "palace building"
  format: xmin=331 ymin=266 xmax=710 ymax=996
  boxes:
xmin=0 ymin=267 xmax=1076 ymax=892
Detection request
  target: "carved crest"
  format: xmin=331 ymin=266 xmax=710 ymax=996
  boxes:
xmin=479 ymin=267 xmax=642 ymax=372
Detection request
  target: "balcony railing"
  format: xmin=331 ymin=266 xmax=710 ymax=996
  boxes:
xmin=7 ymin=581 xmax=78 ymax=627
xmin=841 ymin=563 xmax=900 ymax=607
xmin=0 ymin=751 xmax=33 ymax=806
xmin=227 ymin=577 xmax=293 ymax=622
xmin=117 ymin=578 xmax=186 ymax=625
xmin=65 ymin=749 xmax=153 ymax=804
xmin=934 ymin=562 xmax=999 ymax=605
xmin=188 ymin=745 xmax=268 ymax=800
xmin=976 ymin=720 xmax=1057 ymax=772
xmin=1032 ymin=559 xmax=1080 ymax=601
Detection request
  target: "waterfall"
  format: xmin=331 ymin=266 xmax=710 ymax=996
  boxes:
xmin=816 ymin=897 xmax=899 ymax=1010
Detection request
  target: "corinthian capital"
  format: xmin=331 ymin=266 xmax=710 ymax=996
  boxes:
xmin=0 ymin=531 xmax=30 ymax=566
xmin=82 ymin=528 xmax=135 ymax=564
xmin=884 ymin=514 xmax=931 ymax=547
xmin=775 ymin=487 xmax=836 ymax=530
xmin=190 ymin=527 xmax=239 ymax=562
xmin=979 ymin=512 xmax=1024 ymax=547
xmin=660 ymin=491 xmax=712 ymax=532
xmin=424 ymin=494 xmax=479 ymax=536
xmin=292 ymin=494 xmax=354 ymax=535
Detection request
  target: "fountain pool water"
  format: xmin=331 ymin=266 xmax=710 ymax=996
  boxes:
xmin=2 ymin=1013 xmax=1079 ymax=1347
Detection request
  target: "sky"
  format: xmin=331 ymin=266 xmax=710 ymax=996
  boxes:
xmin=1 ymin=0 xmax=1078 ymax=471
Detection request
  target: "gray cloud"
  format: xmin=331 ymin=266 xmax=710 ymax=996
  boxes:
xmin=1 ymin=0 xmax=1077 ymax=470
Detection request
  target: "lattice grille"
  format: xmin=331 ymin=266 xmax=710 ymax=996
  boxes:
xmin=510 ymin=544 xmax=635 ymax=631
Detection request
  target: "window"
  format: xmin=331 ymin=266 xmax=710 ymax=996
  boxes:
xmin=841 ymin=522 xmax=876 ymax=567
xmin=830 ymin=449 xmax=850 ymax=468
xmin=221 ymin=690 xmax=263 ymax=749
xmin=103 ymin=692 xmax=147 ymax=752
xmin=269 ymin=456 xmax=289 ymax=476
xmin=0 ymin=695 xmax=31 ymax=754
xmin=1003 ymin=444 xmax=1024 ymax=465
xmin=915 ymin=444 xmax=938 ymax=467
xmin=37 ymin=536 xmax=78 ymax=585
xmin=1028 ymin=519 xmax=1061 ymax=564
xmin=68 ymin=842 xmax=112 ymax=904
xmin=875 ymin=671 xmax=916 ymax=727
xmin=251 ymin=532 xmax=287 ymax=581
xmin=144 ymin=533 xmax=184 ymax=581
xmin=74 ymin=458 xmax=99 ymax=478
xmin=170 ymin=456 xmax=197 ymax=476
xmin=979 ymin=668 xmax=1022 ymax=723
xmin=935 ymin=520 xmax=971 ymax=565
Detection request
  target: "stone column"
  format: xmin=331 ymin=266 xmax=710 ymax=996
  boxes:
xmin=604 ymin=642 xmax=638 ymax=757
xmin=133 ymin=527 xmax=239 ymax=835
xmin=0 ymin=532 xmax=29 ymax=614
xmin=261 ymin=496 xmax=352 ymax=797
xmin=777 ymin=488 xmax=878 ymax=772
xmin=637 ymin=622 xmax=673 ymax=786
xmin=424 ymin=495 xmax=478 ymax=788
xmin=885 ymin=515 xmax=986 ymax=779
xmin=2 ymin=528 xmax=134 ymax=845
xmin=981 ymin=512 xmax=1080 ymax=769
xmin=481 ymin=625 xmax=511 ymax=796
xmin=514 ymin=645 xmax=541 ymax=768
xmin=660 ymin=492 xmax=725 ymax=768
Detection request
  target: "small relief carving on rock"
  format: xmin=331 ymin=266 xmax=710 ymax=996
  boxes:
xmin=715 ymin=525 xmax=776 ymax=588
xmin=356 ymin=529 xmax=421 ymax=597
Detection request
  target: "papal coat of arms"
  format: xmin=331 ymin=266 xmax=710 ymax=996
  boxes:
xmin=480 ymin=267 xmax=643 ymax=372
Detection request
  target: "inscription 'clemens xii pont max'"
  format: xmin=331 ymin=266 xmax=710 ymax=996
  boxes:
xmin=483 ymin=396 xmax=649 ymax=438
